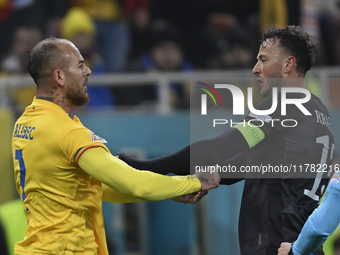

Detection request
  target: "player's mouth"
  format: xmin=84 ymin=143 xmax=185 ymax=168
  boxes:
xmin=257 ymin=78 xmax=264 ymax=87
xmin=83 ymin=79 xmax=88 ymax=92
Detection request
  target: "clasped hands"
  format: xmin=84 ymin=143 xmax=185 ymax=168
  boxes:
xmin=172 ymin=168 xmax=221 ymax=204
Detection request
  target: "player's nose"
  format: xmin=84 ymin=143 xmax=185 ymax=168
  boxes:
xmin=85 ymin=65 xmax=92 ymax=76
xmin=252 ymin=61 xmax=260 ymax=75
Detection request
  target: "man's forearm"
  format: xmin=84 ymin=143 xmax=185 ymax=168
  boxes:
xmin=220 ymin=151 xmax=247 ymax=185
xmin=119 ymin=145 xmax=191 ymax=175
xmin=78 ymin=147 xmax=201 ymax=201
xmin=120 ymin=127 xmax=252 ymax=175
xmin=102 ymin=184 xmax=145 ymax=203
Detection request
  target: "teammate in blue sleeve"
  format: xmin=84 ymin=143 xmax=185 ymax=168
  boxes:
xmin=278 ymin=172 xmax=340 ymax=255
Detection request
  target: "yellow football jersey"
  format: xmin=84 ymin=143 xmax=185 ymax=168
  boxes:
xmin=12 ymin=98 xmax=110 ymax=255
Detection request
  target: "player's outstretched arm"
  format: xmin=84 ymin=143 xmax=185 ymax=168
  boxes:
xmin=118 ymin=145 xmax=191 ymax=175
xmin=77 ymin=147 xmax=220 ymax=202
xmin=119 ymin=124 xmax=264 ymax=176
xmin=220 ymin=151 xmax=248 ymax=185
xmin=102 ymin=184 xmax=144 ymax=203
xmin=102 ymin=185 xmax=209 ymax=204
xmin=278 ymin=175 xmax=340 ymax=255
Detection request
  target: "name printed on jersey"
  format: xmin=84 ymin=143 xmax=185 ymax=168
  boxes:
xmin=314 ymin=110 xmax=332 ymax=131
xmin=13 ymin=124 xmax=35 ymax=140
xmin=88 ymin=130 xmax=107 ymax=143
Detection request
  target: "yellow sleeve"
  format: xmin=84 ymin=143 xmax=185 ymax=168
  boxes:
xmin=77 ymin=147 xmax=201 ymax=201
xmin=102 ymin=184 xmax=144 ymax=203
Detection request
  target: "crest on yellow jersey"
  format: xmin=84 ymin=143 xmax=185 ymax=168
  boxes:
xmin=88 ymin=130 xmax=107 ymax=143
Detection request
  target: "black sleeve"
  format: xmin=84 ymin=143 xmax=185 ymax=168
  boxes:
xmin=119 ymin=127 xmax=249 ymax=175
xmin=220 ymin=150 xmax=248 ymax=185
xmin=119 ymin=145 xmax=190 ymax=175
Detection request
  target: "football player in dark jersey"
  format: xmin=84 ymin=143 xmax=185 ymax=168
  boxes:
xmin=119 ymin=26 xmax=334 ymax=255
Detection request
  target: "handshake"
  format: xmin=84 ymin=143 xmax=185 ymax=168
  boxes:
xmin=172 ymin=167 xmax=221 ymax=204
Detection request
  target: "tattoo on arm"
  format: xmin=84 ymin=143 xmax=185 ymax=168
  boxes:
xmin=203 ymin=178 xmax=211 ymax=187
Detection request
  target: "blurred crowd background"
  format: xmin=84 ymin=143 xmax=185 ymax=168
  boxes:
xmin=1 ymin=1 xmax=340 ymax=255
xmin=1 ymin=0 xmax=340 ymax=110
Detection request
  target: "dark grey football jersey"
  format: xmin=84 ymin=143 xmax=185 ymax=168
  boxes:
xmin=239 ymin=93 xmax=334 ymax=255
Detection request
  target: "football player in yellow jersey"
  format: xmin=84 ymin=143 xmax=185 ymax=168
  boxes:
xmin=11 ymin=38 xmax=220 ymax=255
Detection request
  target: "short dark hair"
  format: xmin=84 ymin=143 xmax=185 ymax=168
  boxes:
xmin=262 ymin=26 xmax=316 ymax=75
xmin=28 ymin=37 xmax=68 ymax=86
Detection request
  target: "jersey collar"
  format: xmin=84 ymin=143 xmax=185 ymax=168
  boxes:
xmin=30 ymin=97 xmax=69 ymax=118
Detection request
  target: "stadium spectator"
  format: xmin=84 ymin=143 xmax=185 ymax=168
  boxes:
xmin=125 ymin=0 xmax=152 ymax=62
xmin=69 ymin=0 xmax=130 ymax=72
xmin=0 ymin=0 xmax=68 ymax=53
xmin=207 ymin=21 xmax=253 ymax=69
xmin=149 ymin=0 xmax=218 ymax=69
xmin=61 ymin=7 xmax=115 ymax=109
xmin=0 ymin=0 xmax=14 ymax=55
xmin=1 ymin=25 xmax=42 ymax=73
xmin=125 ymin=27 xmax=193 ymax=108
xmin=0 ymin=25 xmax=42 ymax=110
xmin=318 ymin=0 xmax=340 ymax=65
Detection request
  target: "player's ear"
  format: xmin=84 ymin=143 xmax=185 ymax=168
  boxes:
xmin=283 ymin=56 xmax=296 ymax=74
xmin=53 ymin=69 xmax=66 ymax=87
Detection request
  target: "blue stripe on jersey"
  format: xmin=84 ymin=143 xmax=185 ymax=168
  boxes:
xmin=15 ymin=150 xmax=27 ymax=201
xmin=74 ymin=147 xmax=83 ymax=162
